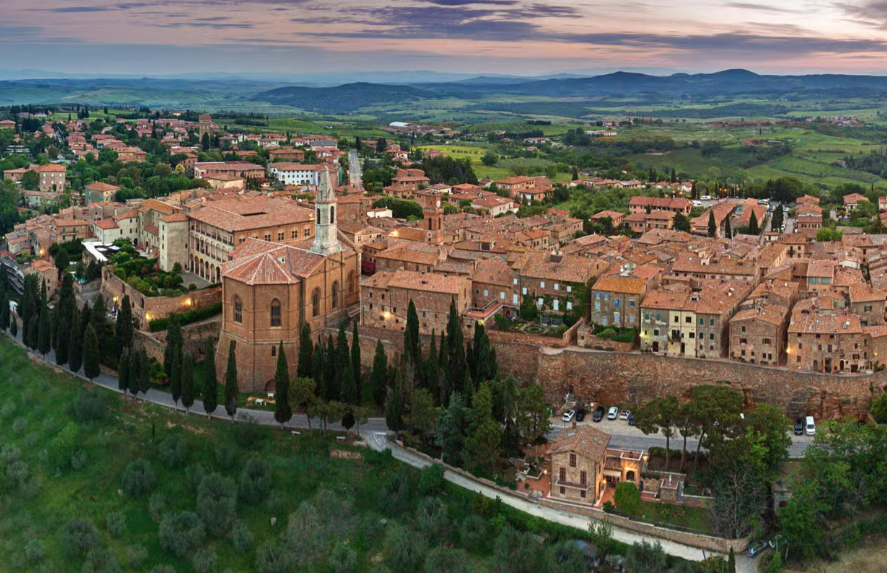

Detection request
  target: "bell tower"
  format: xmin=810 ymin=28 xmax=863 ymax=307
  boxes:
xmin=310 ymin=166 xmax=342 ymax=256
xmin=423 ymin=193 xmax=444 ymax=245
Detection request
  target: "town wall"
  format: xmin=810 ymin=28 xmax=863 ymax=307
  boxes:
xmin=134 ymin=317 xmax=222 ymax=364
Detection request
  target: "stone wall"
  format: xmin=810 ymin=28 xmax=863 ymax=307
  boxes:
xmin=101 ymin=270 xmax=221 ymax=331
xmin=134 ymin=317 xmax=222 ymax=364
xmin=495 ymin=345 xmax=878 ymax=420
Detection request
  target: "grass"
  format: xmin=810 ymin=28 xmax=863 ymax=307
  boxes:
xmin=784 ymin=535 xmax=887 ymax=573
xmin=0 ymin=336 xmax=636 ymax=573
xmin=629 ymin=501 xmax=713 ymax=534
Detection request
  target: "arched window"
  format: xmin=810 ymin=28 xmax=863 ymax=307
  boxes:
xmin=233 ymin=296 xmax=243 ymax=323
xmin=332 ymin=281 xmax=339 ymax=308
xmin=347 ymin=271 xmax=355 ymax=294
xmin=270 ymin=299 xmax=281 ymax=327
xmin=312 ymin=288 xmax=321 ymax=318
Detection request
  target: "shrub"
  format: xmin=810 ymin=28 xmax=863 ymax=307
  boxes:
xmin=214 ymin=443 xmax=238 ymax=470
xmin=70 ymin=449 xmax=88 ymax=470
xmin=329 ymin=543 xmax=357 ymax=573
xmin=459 ymin=515 xmax=488 ymax=552
xmin=149 ymin=566 xmax=177 ymax=573
xmin=23 ymin=538 xmax=45 ymax=564
xmin=185 ymin=463 xmax=207 ymax=493
xmin=614 ymin=482 xmax=640 ymax=514
xmin=158 ymin=512 xmax=205 ymax=557
xmin=871 ymin=391 xmax=887 ymax=424
xmin=106 ymin=511 xmax=127 ymax=538
xmin=62 ymin=518 xmax=102 ymax=557
xmin=255 ymin=542 xmax=295 ymax=573
xmin=379 ymin=473 xmax=413 ymax=516
xmin=192 ymin=547 xmax=218 ymax=573
xmin=157 ymin=434 xmax=189 ymax=468
xmin=73 ymin=391 xmax=107 ymax=423
xmin=416 ymin=497 xmax=450 ymax=544
xmin=385 ymin=525 xmax=427 ymax=572
xmin=149 ymin=492 xmax=166 ymax=521
xmin=149 ymin=303 xmax=223 ymax=332
xmin=81 ymin=547 xmax=121 ymax=573
xmin=122 ymin=459 xmax=156 ymax=497
xmin=233 ymin=415 xmax=269 ymax=448
xmin=197 ymin=473 xmax=237 ymax=537
xmin=231 ymin=521 xmax=255 ymax=553
xmin=417 ymin=464 xmax=445 ymax=496
xmin=603 ymin=501 xmax=616 ymax=514
xmin=423 ymin=547 xmax=471 ymax=573
xmin=239 ymin=458 xmax=273 ymax=504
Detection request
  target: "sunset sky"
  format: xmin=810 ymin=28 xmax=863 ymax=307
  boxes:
xmin=5 ymin=0 xmax=887 ymax=76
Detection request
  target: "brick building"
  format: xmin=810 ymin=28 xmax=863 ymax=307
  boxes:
xmin=787 ymin=308 xmax=869 ymax=373
xmin=729 ymin=302 xmax=790 ymax=366
xmin=361 ymin=269 xmax=471 ymax=334
xmin=85 ymin=182 xmax=121 ymax=204
xmin=591 ymin=272 xmax=649 ymax=329
xmin=548 ymin=426 xmax=610 ymax=503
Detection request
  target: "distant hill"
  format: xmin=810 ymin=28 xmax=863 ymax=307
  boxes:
xmin=253 ymin=82 xmax=435 ymax=113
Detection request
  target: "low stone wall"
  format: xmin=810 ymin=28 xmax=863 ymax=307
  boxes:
xmin=576 ymin=328 xmax=635 ymax=352
xmin=134 ymin=317 xmax=222 ymax=364
xmin=395 ymin=442 xmax=746 ymax=554
xmin=488 ymin=319 xmax=582 ymax=349
xmin=101 ymin=270 xmax=221 ymax=332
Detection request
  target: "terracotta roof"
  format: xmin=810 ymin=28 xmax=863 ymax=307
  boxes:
xmin=140 ymin=199 xmax=177 ymax=216
xmin=471 ymin=258 xmax=516 ymax=287
xmin=34 ymin=164 xmax=66 ymax=172
xmin=593 ymin=274 xmax=646 ymax=296
xmin=188 ymin=196 xmax=313 ymax=233
xmin=94 ymin=219 xmax=119 ymax=230
xmin=159 ymin=213 xmax=189 ymax=223
xmin=517 ymin=251 xmax=607 ymax=284
xmin=549 ymin=426 xmax=610 ymax=462
xmin=789 ymin=311 xmax=863 ymax=335
xmin=731 ymin=304 xmax=788 ymax=327
xmin=223 ymin=239 xmax=326 ymax=285
xmin=849 ymin=284 xmax=886 ymax=303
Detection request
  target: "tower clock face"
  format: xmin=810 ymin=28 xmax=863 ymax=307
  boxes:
xmin=436 ymin=200 xmax=441 ymax=208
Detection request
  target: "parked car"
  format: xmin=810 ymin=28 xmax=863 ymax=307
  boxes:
xmin=576 ymin=409 xmax=586 ymax=422
xmin=692 ymin=200 xmax=702 ymax=207
xmin=562 ymin=410 xmax=576 ymax=423
xmin=794 ymin=418 xmax=804 ymax=436
xmin=607 ymin=406 xmax=619 ymax=420
xmin=619 ymin=410 xmax=631 ymax=420
xmin=805 ymin=415 xmax=816 ymax=436
xmin=700 ymin=195 xmax=712 ymax=201
xmin=593 ymin=406 xmax=606 ymax=422
xmin=628 ymin=414 xmax=636 ymax=426
xmin=746 ymin=540 xmax=768 ymax=558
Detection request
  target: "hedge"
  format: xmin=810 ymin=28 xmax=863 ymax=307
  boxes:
xmin=148 ymin=303 xmax=223 ymax=332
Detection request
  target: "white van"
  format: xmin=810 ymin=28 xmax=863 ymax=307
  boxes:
xmin=805 ymin=416 xmax=816 ymax=436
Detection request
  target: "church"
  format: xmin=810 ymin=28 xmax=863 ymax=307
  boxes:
xmin=215 ymin=167 xmax=361 ymax=392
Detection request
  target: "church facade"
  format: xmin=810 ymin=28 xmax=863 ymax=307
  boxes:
xmin=215 ymin=167 xmax=361 ymax=392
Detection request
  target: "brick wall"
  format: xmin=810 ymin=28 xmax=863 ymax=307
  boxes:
xmin=134 ymin=316 xmax=222 ymax=364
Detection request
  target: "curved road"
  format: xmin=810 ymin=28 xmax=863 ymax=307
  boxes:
xmin=3 ymin=329 xmax=759 ymax=570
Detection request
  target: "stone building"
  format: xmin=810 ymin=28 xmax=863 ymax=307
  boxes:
xmin=729 ymin=302 xmax=789 ymax=366
xmin=548 ymin=426 xmax=609 ymax=503
xmin=85 ymin=182 xmax=121 ymax=204
xmin=215 ymin=174 xmax=360 ymax=392
xmin=360 ymin=269 xmax=471 ymax=335
xmin=591 ymin=272 xmax=648 ymax=329
xmin=787 ymin=306 xmax=869 ymax=373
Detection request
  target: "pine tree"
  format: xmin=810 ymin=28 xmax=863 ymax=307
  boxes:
xmin=707 ymin=210 xmax=717 ymax=238
xmin=370 ymin=339 xmax=389 ymax=408
xmin=748 ymin=210 xmax=760 ymax=235
xmin=69 ymin=310 xmax=83 ymax=373
xmin=350 ymin=321 xmax=361 ymax=399
xmin=83 ymin=324 xmax=101 ymax=382
xmin=115 ymin=294 xmax=134 ymax=351
xmin=224 ymin=340 xmax=238 ymax=418
xmin=274 ymin=342 xmax=292 ymax=427
xmin=203 ymin=339 xmax=218 ymax=417
xmin=118 ymin=348 xmax=130 ymax=393
xmin=181 ymin=352 xmax=195 ymax=413
xmin=37 ymin=306 xmax=51 ymax=355
xmin=170 ymin=345 xmax=182 ymax=410
xmin=138 ymin=348 xmax=151 ymax=396
xmin=297 ymin=322 xmax=313 ymax=379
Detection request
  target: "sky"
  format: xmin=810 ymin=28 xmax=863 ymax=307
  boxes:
xmin=5 ymin=0 xmax=887 ymax=76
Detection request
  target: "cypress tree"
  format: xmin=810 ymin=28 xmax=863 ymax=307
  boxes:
xmin=748 ymin=210 xmax=759 ymax=235
xmin=371 ymin=339 xmax=388 ymax=408
xmin=0 ymin=288 xmax=9 ymax=331
xmin=91 ymin=295 xmax=111 ymax=364
xmin=472 ymin=323 xmax=497 ymax=384
xmin=313 ymin=338 xmax=325 ymax=398
xmin=27 ymin=315 xmax=38 ymax=350
xmin=274 ymin=342 xmax=292 ymax=427
xmin=69 ymin=310 xmax=83 ymax=373
xmin=129 ymin=349 xmax=142 ymax=399
xmin=203 ymin=339 xmax=218 ymax=417
xmin=224 ymin=340 xmax=238 ymax=418
xmin=83 ymin=324 xmax=101 ymax=382
xmin=724 ymin=215 xmax=732 ymax=238
xmin=181 ymin=352 xmax=195 ymax=413
xmin=707 ymin=210 xmax=716 ymax=238
xmin=80 ymin=300 xmax=91 ymax=336
xmin=727 ymin=548 xmax=736 ymax=573
xmin=115 ymin=294 xmax=134 ymax=351
xmin=9 ymin=310 xmax=17 ymax=338
xmin=138 ymin=348 xmax=151 ymax=396
xmin=446 ymin=300 xmax=466 ymax=395
xmin=404 ymin=300 xmax=420 ymax=365
xmin=325 ymin=334 xmax=336 ymax=399
xmin=164 ymin=313 xmax=182 ymax=376
xmin=297 ymin=322 xmax=313 ymax=379
xmin=170 ymin=345 xmax=182 ymax=409
xmin=350 ymin=321 xmax=361 ymax=398
xmin=425 ymin=330 xmax=439 ymax=396
xmin=334 ymin=322 xmax=349 ymax=399
xmin=438 ymin=331 xmax=450 ymax=405
xmin=385 ymin=370 xmax=405 ymax=432
xmin=37 ymin=307 xmax=51 ymax=355
xmin=118 ymin=348 xmax=130 ymax=393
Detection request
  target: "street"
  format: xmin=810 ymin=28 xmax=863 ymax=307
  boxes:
xmin=348 ymin=148 xmax=362 ymax=189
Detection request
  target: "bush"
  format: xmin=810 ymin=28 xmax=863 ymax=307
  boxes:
xmin=417 ymin=464 xmax=445 ymax=496
xmin=239 ymin=458 xmax=272 ymax=504
xmin=23 ymin=538 xmax=45 ymax=564
xmin=62 ymin=518 xmax=102 ymax=557
xmin=192 ymin=548 xmax=218 ymax=573
xmin=416 ymin=497 xmax=450 ymax=544
xmin=379 ymin=473 xmax=413 ymax=516
xmin=73 ymin=390 xmax=108 ymax=423
xmin=459 ymin=515 xmax=488 ymax=552
xmin=148 ymin=303 xmax=223 ymax=332
xmin=385 ymin=525 xmax=427 ymax=572
xmin=157 ymin=434 xmax=189 ymax=468
xmin=122 ymin=459 xmax=157 ymax=497
xmin=81 ymin=547 xmax=121 ymax=573
xmin=255 ymin=542 xmax=295 ymax=573
xmin=232 ymin=521 xmax=255 ymax=553
xmin=871 ymin=391 xmax=887 ymax=424
xmin=423 ymin=547 xmax=471 ymax=573
xmin=329 ymin=543 xmax=357 ymax=573
xmin=158 ymin=512 xmax=205 ymax=557
xmin=185 ymin=463 xmax=207 ymax=493
xmin=197 ymin=473 xmax=237 ymax=537
xmin=149 ymin=566 xmax=177 ymax=573
xmin=149 ymin=493 xmax=166 ymax=521
xmin=233 ymin=415 xmax=269 ymax=448
xmin=614 ymin=482 xmax=640 ymax=514
xmin=106 ymin=511 xmax=127 ymax=538
xmin=214 ymin=443 xmax=238 ymax=470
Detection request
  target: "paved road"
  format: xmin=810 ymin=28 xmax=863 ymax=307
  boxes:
xmin=348 ymin=149 xmax=363 ymax=189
